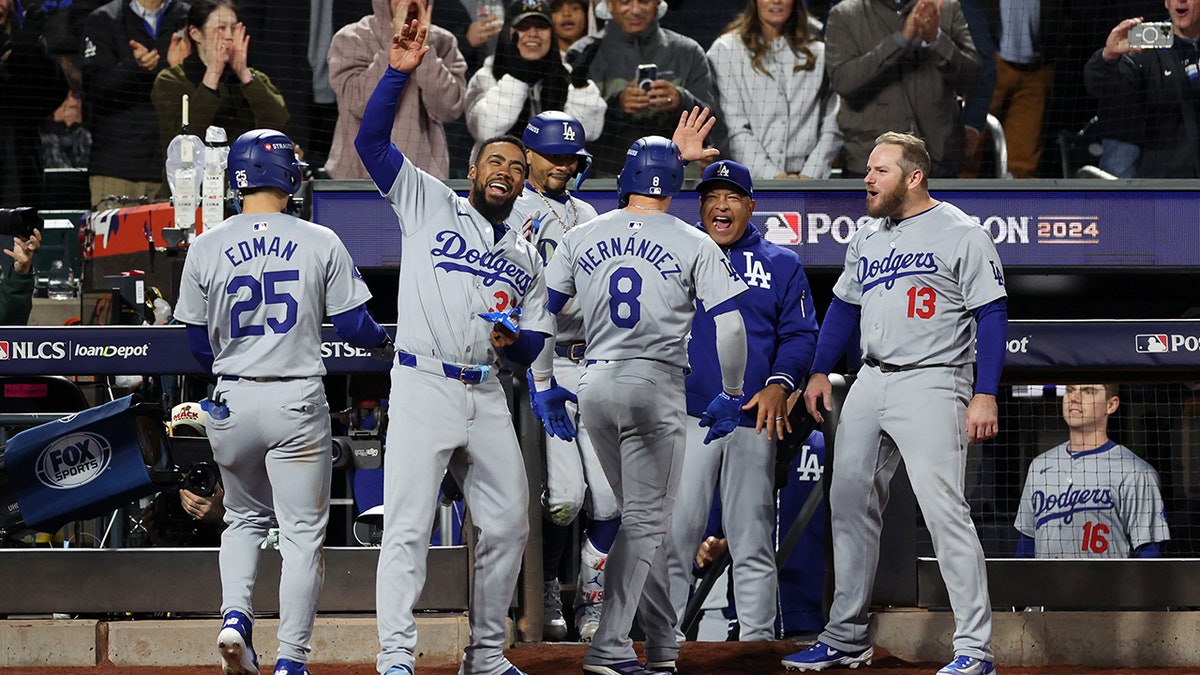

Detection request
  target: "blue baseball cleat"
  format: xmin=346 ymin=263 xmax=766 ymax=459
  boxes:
xmin=274 ymin=657 xmax=312 ymax=674
xmin=781 ymin=641 xmax=873 ymax=671
xmin=582 ymin=661 xmax=657 ymax=675
xmin=937 ymin=656 xmax=996 ymax=675
xmin=217 ymin=610 xmax=259 ymax=675
xmin=383 ymin=666 xmax=413 ymax=675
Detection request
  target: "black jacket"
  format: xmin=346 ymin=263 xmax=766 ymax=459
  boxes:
xmin=1084 ymin=41 xmax=1200 ymax=178
xmin=80 ymin=0 xmax=189 ymax=182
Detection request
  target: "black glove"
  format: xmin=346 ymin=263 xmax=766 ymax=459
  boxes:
xmin=566 ymin=39 xmax=600 ymax=88
xmin=13 ymin=0 xmax=49 ymax=52
xmin=370 ymin=337 xmax=395 ymax=363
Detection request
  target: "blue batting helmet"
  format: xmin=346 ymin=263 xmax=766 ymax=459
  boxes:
xmin=616 ymin=136 xmax=683 ymax=207
xmin=228 ymin=129 xmax=306 ymax=195
xmin=523 ymin=111 xmax=593 ymax=187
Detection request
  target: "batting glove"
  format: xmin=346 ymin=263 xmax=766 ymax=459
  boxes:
xmin=698 ymin=392 xmax=743 ymax=444
xmin=527 ymin=372 xmax=578 ymax=442
xmin=370 ymin=337 xmax=395 ymax=363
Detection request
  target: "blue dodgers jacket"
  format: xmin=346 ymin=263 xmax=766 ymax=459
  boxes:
xmin=685 ymin=222 xmax=819 ymax=427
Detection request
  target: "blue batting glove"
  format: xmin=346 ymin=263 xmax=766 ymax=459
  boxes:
xmin=532 ymin=382 xmax=578 ymax=442
xmin=478 ymin=307 xmax=522 ymax=334
xmin=698 ymin=391 xmax=743 ymax=444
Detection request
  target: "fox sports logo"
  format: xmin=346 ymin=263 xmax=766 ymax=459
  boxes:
xmin=35 ymin=433 xmax=113 ymax=489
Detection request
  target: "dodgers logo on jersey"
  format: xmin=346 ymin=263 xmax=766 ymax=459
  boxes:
xmin=430 ymin=230 xmax=533 ymax=294
xmin=990 ymin=260 xmax=1005 ymax=287
xmin=1031 ymin=485 xmax=1114 ymax=527
xmin=856 ymin=248 xmax=938 ymax=291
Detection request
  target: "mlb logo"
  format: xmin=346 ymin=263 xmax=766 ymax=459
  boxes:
xmin=628 ymin=221 xmax=643 ymax=230
xmin=1136 ymin=334 xmax=1170 ymax=353
xmin=253 ymin=221 xmax=269 ymax=231
xmin=0 ymin=341 xmax=8 ymax=360
xmin=759 ymin=212 xmax=800 ymax=246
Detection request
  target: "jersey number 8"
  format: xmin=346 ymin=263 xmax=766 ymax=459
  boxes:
xmin=608 ymin=267 xmax=642 ymax=329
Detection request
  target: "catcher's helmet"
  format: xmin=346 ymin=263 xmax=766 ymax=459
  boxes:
xmin=228 ymin=129 xmax=306 ymax=195
xmin=523 ymin=111 xmax=593 ymax=186
xmin=616 ymin=135 xmax=683 ymax=207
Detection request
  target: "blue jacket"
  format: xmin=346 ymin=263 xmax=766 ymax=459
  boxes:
xmin=685 ymin=223 xmax=818 ymax=426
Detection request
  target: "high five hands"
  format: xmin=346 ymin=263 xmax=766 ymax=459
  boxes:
xmin=390 ymin=2 xmax=433 ymax=74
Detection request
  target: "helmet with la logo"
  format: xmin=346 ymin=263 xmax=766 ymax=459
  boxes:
xmin=523 ymin=111 xmax=593 ymax=187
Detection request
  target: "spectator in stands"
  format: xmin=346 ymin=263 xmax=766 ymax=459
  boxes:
xmin=1085 ymin=7 xmax=1200 ymax=178
xmin=551 ymin=0 xmax=589 ymax=58
xmin=237 ymin=1 xmax=372 ymax=167
xmin=824 ymin=0 xmax=980 ymax=178
xmin=326 ymin=0 xmax=467 ymax=180
xmin=40 ymin=90 xmax=92 ymax=169
xmin=957 ymin=0 xmax=996 ymax=178
xmin=465 ymin=0 xmax=605 ymax=158
xmin=706 ymin=0 xmax=842 ymax=179
xmin=81 ymin=0 xmax=189 ymax=207
xmin=567 ymin=0 xmax=718 ymax=177
xmin=1 ymin=227 xmax=41 ymax=325
xmin=435 ymin=0 xmax=505 ymax=78
xmin=980 ymin=0 xmax=1066 ymax=179
xmin=151 ymin=0 xmax=288 ymax=158
xmin=1 ymin=0 xmax=69 ymax=209
xmin=1014 ymin=384 xmax=1171 ymax=559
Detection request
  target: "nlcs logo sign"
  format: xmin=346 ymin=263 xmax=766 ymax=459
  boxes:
xmin=35 ymin=433 xmax=113 ymax=489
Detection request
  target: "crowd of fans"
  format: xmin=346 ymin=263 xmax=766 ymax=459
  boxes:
xmin=0 ymin=0 xmax=1196 ymax=212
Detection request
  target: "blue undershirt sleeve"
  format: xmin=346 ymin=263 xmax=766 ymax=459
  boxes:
xmin=972 ymin=298 xmax=1008 ymax=396
xmin=1015 ymin=534 xmax=1035 ymax=558
xmin=547 ymin=288 xmax=570 ymax=315
xmin=1134 ymin=542 xmax=1163 ymax=558
xmin=185 ymin=324 xmax=215 ymax=376
xmin=331 ymin=303 xmax=389 ymax=349
xmin=810 ymin=297 xmax=860 ymax=375
xmin=354 ymin=67 xmax=409 ymax=190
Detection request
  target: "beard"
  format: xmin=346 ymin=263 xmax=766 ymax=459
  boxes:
xmin=866 ymin=181 xmax=907 ymax=218
xmin=469 ymin=182 xmax=518 ymax=224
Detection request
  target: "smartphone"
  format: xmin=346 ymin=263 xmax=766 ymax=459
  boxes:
xmin=1128 ymin=21 xmax=1174 ymax=49
xmin=636 ymin=63 xmax=657 ymax=91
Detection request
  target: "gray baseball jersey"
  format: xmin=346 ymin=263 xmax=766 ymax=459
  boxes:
xmin=1015 ymin=441 xmax=1171 ymax=558
xmin=175 ymin=212 xmax=372 ymax=375
xmin=817 ymin=200 xmax=1004 ymax=664
xmin=383 ymin=160 xmax=555 ymax=363
xmin=510 ymin=186 xmax=600 ymax=344
xmin=374 ymin=159 xmax=552 ymax=675
xmin=175 ymin=211 xmax=371 ymax=665
xmin=546 ymin=210 xmax=747 ymax=368
xmin=832 ymin=201 xmax=1007 ymax=365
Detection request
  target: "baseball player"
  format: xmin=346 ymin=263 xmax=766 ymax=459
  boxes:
xmin=1015 ymin=384 xmax=1170 ymax=559
xmin=355 ymin=14 xmax=554 ymax=675
xmin=664 ymin=159 xmax=818 ymax=643
xmin=175 ymin=128 xmax=393 ymax=675
xmin=782 ymin=132 xmax=1007 ymax=675
xmin=509 ymin=110 xmax=618 ymax=642
xmin=531 ymin=117 xmax=750 ymax=675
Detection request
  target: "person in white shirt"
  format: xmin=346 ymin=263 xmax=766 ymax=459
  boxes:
xmin=706 ymin=0 xmax=841 ymax=179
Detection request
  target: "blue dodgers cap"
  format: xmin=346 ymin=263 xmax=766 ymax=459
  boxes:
xmin=696 ymin=159 xmax=753 ymax=197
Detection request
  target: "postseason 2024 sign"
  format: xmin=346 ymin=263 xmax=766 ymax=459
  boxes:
xmin=311 ymin=182 xmax=1200 ymax=270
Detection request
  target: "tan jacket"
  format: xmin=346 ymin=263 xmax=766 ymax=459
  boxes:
xmin=326 ymin=0 xmax=467 ymax=179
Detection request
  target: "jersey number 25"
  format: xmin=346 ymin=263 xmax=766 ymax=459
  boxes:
xmin=228 ymin=270 xmax=299 ymax=337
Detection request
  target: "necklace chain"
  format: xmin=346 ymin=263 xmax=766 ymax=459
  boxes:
xmin=533 ymin=187 xmax=579 ymax=233
xmin=629 ymin=203 xmax=665 ymax=212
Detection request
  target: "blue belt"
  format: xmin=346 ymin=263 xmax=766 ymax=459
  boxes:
xmin=554 ymin=342 xmax=587 ymax=362
xmin=220 ymin=376 xmax=299 ymax=382
xmin=397 ymin=350 xmax=491 ymax=384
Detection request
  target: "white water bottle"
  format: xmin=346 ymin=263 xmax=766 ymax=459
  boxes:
xmin=202 ymin=126 xmax=228 ymax=233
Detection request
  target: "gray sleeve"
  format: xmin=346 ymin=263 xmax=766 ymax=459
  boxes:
xmin=831 ymin=229 xmax=865 ymax=304
xmin=324 ymin=233 xmax=373 ymax=316
xmin=384 ymin=159 xmax=455 ymax=235
xmin=1122 ymin=463 xmax=1171 ymax=549
xmin=713 ymin=308 xmax=747 ymax=394
xmin=693 ymin=237 xmax=748 ymax=310
xmin=955 ymin=225 xmax=1007 ymax=310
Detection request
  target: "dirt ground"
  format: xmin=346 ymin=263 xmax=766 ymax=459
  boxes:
xmin=1 ymin=641 xmax=1194 ymax=674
